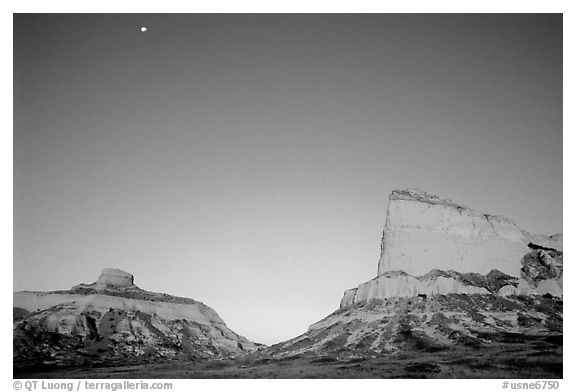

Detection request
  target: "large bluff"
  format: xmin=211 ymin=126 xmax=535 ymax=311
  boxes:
xmin=264 ymin=189 xmax=562 ymax=363
xmin=343 ymin=189 xmax=563 ymax=306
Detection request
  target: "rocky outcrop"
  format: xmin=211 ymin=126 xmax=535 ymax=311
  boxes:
xmin=340 ymin=270 xmax=492 ymax=307
xmin=339 ymin=262 xmax=563 ymax=308
xmin=337 ymin=189 xmax=564 ymax=307
xmin=264 ymin=188 xmax=562 ymax=363
xmin=497 ymin=249 xmax=563 ymax=297
xmin=523 ymin=232 xmax=563 ymax=252
xmin=522 ymin=250 xmax=563 ymax=285
xmin=13 ymin=269 xmax=262 ymax=369
xmin=376 ymin=189 xmax=557 ymax=277
xmin=94 ymin=268 xmax=135 ymax=290
xmin=266 ymin=293 xmax=562 ymax=359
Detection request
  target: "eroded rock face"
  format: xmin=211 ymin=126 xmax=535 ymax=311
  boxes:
xmin=377 ymin=189 xmax=531 ymax=277
xmin=340 ymin=270 xmax=491 ymax=307
xmin=522 ymin=250 xmax=563 ymax=285
xmin=13 ymin=269 xmax=262 ymax=369
xmin=338 ymin=268 xmax=553 ymax=307
xmin=266 ymin=294 xmax=563 ymax=359
xmin=94 ymin=268 xmax=134 ymax=290
xmin=495 ymin=249 xmax=563 ymax=298
xmin=341 ymin=250 xmax=563 ymax=307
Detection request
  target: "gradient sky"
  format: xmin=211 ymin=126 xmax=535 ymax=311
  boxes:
xmin=14 ymin=14 xmax=562 ymax=345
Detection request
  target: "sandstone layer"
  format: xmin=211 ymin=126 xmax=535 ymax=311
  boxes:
xmin=340 ymin=247 xmax=562 ymax=308
xmin=376 ymin=189 xmax=557 ymax=277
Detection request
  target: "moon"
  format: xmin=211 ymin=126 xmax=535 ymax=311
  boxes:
xmin=140 ymin=26 xmax=147 ymax=32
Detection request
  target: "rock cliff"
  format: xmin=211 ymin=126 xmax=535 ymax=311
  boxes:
xmin=93 ymin=268 xmax=135 ymax=290
xmin=377 ymin=189 xmax=540 ymax=277
xmin=345 ymin=189 xmax=562 ymax=306
xmin=13 ymin=269 xmax=262 ymax=370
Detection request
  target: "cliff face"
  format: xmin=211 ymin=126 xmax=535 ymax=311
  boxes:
xmin=13 ymin=269 xmax=262 ymax=369
xmin=342 ymin=189 xmax=563 ymax=306
xmin=377 ymin=189 xmax=530 ymax=277
xmin=93 ymin=268 xmax=135 ymax=291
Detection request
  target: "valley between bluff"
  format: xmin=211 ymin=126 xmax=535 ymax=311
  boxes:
xmin=13 ymin=189 xmax=562 ymax=379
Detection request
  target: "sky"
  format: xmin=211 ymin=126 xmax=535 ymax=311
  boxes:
xmin=13 ymin=14 xmax=562 ymax=345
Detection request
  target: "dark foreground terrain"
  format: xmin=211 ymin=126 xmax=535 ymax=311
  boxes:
xmin=15 ymin=333 xmax=562 ymax=379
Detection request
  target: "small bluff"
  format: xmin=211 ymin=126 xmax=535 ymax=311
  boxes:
xmin=94 ymin=268 xmax=134 ymax=290
xmin=13 ymin=269 xmax=262 ymax=370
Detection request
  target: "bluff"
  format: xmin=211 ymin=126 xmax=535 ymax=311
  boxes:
xmin=13 ymin=269 xmax=262 ymax=370
xmin=349 ymin=189 xmax=562 ymax=305
xmin=265 ymin=188 xmax=562 ymax=361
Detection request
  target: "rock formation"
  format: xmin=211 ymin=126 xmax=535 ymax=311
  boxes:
xmin=267 ymin=293 xmax=562 ymax=359
xmin=340 ymin=250 xmax=563 ymax=307
xmin=93 ymin=268 xmax=134 ymax=290
xmin=349 ymin=188 xmax=564 ymax=303
xmin=13 ymin=188 xmax=563 ymax=374
xmin=377 ymin=189 xmax=543 ymax=277
xmin=13 ymin=269 xmax=262 ymax=370
xmin=265 ymin=188 xmax=562 ymax=360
